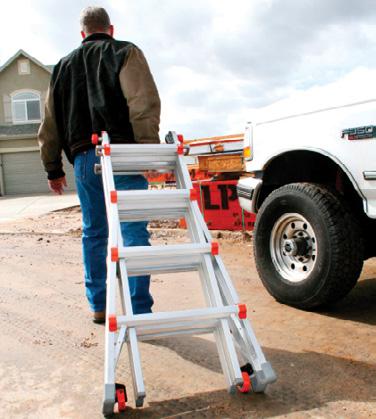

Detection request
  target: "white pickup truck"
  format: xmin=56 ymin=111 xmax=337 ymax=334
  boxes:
xmin=237 ymin=99 xmax=376 ymax=309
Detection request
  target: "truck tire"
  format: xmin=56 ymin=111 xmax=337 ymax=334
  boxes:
xmin=254 ymin=183 xmax=364 ymax=309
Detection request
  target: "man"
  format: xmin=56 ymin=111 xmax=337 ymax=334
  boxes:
xmin=38 ymin=6 xmax=160 ymax=323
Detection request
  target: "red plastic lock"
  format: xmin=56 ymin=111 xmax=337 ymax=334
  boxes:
xmin=211 ymin=242 xmax=219 ymax=255
xmin=108 ymin=315 xmax=117 ymax=332
xmin=179 ymin=218 xmax=187 ymax=229
xmin=103 ymin=144 xmax=111 ymax=156
xmin=110 ymin=191 xmax=118 ymax=204
xmin=177 ymin=144 xmax=184 ymax=155
xmin=111 ymin=247 xmax=119 ymax=262
xmin=177 ymin=134 xmax=184 ymax=143
xmin=190 ymin=189 xmax=198 ymax=201
xmin=238 ymin=303 xmax=247 ymax=319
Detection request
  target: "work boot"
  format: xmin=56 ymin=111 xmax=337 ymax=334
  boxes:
xmin=93 ymin=311 xmax=106 ymax=324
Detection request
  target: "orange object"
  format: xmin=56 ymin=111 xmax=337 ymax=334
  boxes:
xmin=104 ymin=144 xmax=111 ymax=156
xmin=243 ymin=146 xmax=251 ymax=158
xmin=238 ymin=371 xmax=251 ymax=393
xmin=190 ymin=188 xmax=198 ymax=201
xmin=110 ymin=191 xmax=118 ymax=204
xmin=238 ymin=303 xmax=247 ymax=319
xmin=108 ymin=315 xmax=117 ymax=332
xmin=116 ymin=388 xmax=127 ymax=411
xmin=111 ymin=247 xmax=119 ymax=262
xmin=211 ymin=242 xmax=219 ymax=255
xmin=179 ymin=218 xmax=187 ymax=229
xmin=91 ymin=133 xmax=99 ymax=145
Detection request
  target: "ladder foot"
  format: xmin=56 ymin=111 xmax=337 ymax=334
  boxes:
xmin=102 ymin=383 xmax=127 ymax=416
xmin=250 ymin=362 xmax=277 ymax=393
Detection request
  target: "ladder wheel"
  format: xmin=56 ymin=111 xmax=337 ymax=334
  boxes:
xmin=115 ymin=384 xmax=127 ymax=412
xmin=237 ymin=371 xmax=252 ymax=393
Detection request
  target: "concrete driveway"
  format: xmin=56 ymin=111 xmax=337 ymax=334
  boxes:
xmin=0 ymin=192 xmax=79 ymax=223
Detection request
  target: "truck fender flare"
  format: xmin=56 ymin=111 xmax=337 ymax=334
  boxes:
xmin=262 ymin=147 xmax=368 ymax=210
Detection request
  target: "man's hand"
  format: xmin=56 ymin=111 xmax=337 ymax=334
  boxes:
xmin=48 ymin=176 xmax=67 ymax=195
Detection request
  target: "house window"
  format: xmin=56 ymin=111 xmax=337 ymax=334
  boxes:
xmin=12 ymin=92 xmax=41 ymax=123
xmin=18 ymin=59 xmax=31 ymax=75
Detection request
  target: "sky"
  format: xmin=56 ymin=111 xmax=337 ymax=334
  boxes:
xmin=1 ymin=0 xmax=376 ymax=139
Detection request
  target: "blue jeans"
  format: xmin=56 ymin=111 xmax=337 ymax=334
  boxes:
xmin=73 ymin=148 xmax=153 ymax=314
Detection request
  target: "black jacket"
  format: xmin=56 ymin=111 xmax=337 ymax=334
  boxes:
xmin=38 ymin=33 xmax=160 ymax=180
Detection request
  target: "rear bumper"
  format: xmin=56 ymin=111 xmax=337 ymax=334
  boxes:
xmin=237 ymin=176 xmax=263 ymax=214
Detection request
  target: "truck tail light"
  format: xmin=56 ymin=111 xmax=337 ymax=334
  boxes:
xmin=243 ymin=125 xmax=253 ymax=161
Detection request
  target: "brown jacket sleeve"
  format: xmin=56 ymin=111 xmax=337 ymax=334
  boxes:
xmin=119 ymin=46 xmax=161 ymax=143
xmin=37 ymin=86 xmax=65 ymax=180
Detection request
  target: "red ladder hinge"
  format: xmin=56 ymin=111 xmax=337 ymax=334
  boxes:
xmin=177 ymin=134 xmax=184 ymax=143
xmin=211 ymin=242 xmax=219 ymax=255
xmin=177 ymin=144 xmax=184 ymax=155
xmin=104 ymin=144 xmax=111 ymax=156
xmin=238 ymin=303 xmax=247 ymax=319
xmin=111 ymin=247 xmax=119 ymax=262
xmin=179 ymin=218 xmax=187 ymax=229
xmin=190 ymin=188 xmax=198 ymax=201
xmin=110 ymin=191 xmax=118 ymax=204
xmin=108 ymin=315 xmax=118 ymax=332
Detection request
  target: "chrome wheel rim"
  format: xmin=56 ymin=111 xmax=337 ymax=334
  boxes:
xmin=270 ymin=213 xmax=317 ymax=283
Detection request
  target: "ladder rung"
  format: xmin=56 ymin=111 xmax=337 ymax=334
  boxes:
xmin=118 ymin=209 xmax=186 ymax=222
xmin=119 ymin=243 xmax=211 ymax=259
xmin=115 ymin=189 xmax=197 ymax=221
xmin=107 ymin=144 xmax=180 ymax=172
xmin=118 ymin=243 xmax=212 ymax=275
xmin=134 ymin=326 xmax=215 ymax=341
xmin=117 ymin=306 xmax=238 ymax=329
xmin=108 ymin=143 xmax=179 ymax=155
xmin=117 ymin=189 xmax=192 ymax=211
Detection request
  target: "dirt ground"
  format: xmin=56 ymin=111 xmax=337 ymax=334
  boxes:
xmin=0 ymin=206 xmax=375 ymax=419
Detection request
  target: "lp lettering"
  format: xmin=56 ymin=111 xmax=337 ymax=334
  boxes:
xmin=201 ymin=184 xmax=238 ymax=210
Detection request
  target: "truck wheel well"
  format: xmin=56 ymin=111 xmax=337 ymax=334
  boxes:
xmin=257 ymin=150 xmax=376 ymax=259
xmin=258 ymin=150 xmax=362 ymax=214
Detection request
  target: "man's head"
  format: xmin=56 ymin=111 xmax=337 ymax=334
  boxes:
xmin=80 ymin=6 xmax=114 ymax=39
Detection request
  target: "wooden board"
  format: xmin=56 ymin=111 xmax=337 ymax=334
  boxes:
xmin=198 ymin=154 xmax=244 ymax=172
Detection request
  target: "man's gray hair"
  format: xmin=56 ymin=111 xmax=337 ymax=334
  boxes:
xmin=80 ymin=6 xmax=111 ymax=34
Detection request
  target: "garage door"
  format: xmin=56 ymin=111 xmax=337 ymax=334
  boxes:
xmin=2 ymin=151 xmax=76 ymax=195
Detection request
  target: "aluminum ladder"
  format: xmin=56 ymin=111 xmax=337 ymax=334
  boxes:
xmin=93 ymin=131 xmax=276 ymax=416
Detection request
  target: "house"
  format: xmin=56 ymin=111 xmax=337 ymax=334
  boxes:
xmin=0 ymin=50 xmax=75 ymax=195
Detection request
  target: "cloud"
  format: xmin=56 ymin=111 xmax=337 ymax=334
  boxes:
xmin=2 ymin=0 xmax=376 ymax=138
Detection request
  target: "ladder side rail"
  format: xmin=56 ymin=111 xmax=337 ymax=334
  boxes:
xmin=100 ymin=135 xmax=120 ymax=408
xmin=213 ymin=258 xmax=240 ymax=305
xmin=228 ymin=316 xmax=265 ymax=370
xmin=174 ymin=153 xmax=244 ymax=389
xmin=200 ymin=256 xmax=243 ymax=388
xmin=114 ymin=326 xmax=127 ymax=366
xmin=190 ymin=190 xmax=272 ymax=378
xmin=118 ymin=208 xmax=146 ymax=405
xmin=128 ymin=328 xmax=146 ymax=407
